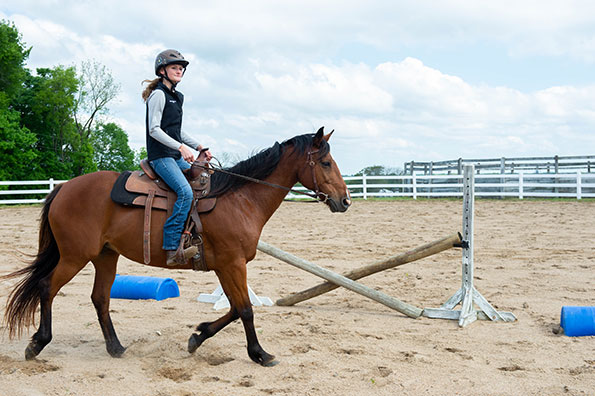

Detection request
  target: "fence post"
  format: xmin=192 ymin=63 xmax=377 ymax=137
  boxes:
xmin=577 ymin=171 xmax=582 ymax=200
xmin=412 ymin=173 xmax=417 ymax=200
xmin=519 ymin=172 xmax=524 ymax=200
xmin=554 ymin=155 xmax=560 ymax=195
xmin=49 ymin=178 xmax=55 ymax=192
xmin=429 ymin=162 xmax=434 ymax=195
xmin=362 ymin=173 xmax=367 ymax=200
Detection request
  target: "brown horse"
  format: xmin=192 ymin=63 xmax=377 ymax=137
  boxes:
xmin=2 ymin=127 xmax=350 ymax=366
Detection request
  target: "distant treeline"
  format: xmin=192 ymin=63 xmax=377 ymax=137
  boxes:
xmin=0 ymin=20 xmax=144 ymax=182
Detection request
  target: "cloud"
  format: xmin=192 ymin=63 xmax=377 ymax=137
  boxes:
xmin=6 ymin=1 xmax=595 ymax=61
xmin=3 ymin=2 xmax=595 ymax=175
xmin=256 ymin=63 xmax=393 ymax=115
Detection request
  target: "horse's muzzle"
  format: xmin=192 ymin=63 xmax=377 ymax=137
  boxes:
xmin=327 ymin=195 xmax=351 ymax=213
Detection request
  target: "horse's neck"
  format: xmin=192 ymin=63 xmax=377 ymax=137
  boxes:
xmin=239 ymin=155 xmax=300 ymax=227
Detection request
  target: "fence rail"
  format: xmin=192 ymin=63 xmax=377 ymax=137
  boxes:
xmin=404 ymin=155 xmax=595 ymax=175
xmin=1 ymin=173 xmax=594 ymax=205
xmin=289 ymin=172 xmax=595 ymax=200
xmin=0 ymin=179 xmax=68 ymax=204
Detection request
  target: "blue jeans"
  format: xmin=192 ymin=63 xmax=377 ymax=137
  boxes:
xmin=150 ymin=157 xmax=192 ymax=250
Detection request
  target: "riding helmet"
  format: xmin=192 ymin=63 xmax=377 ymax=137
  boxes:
xmin=154 ymin=49 xmax=189 ymax=76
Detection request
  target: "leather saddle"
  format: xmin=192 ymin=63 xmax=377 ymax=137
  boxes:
xmin=110 ymin=159 xmax=216 ymax=270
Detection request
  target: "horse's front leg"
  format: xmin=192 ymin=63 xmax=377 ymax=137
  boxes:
xmin=223 ymin=264 xmax=277 ymax=366
xmin=189 ymin=264 xmax=277 ymax=366
xmin=187 ymin=308 xmax=239 ymax=353
xmin=237 ymin=298 xmax=277 ymax=366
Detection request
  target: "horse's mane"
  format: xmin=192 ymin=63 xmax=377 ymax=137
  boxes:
xmin=208 ymin=133 xmax=330 ymax=197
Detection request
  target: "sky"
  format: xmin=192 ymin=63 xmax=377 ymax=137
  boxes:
xmin=2 ymin=0 xmax=595 ymax=175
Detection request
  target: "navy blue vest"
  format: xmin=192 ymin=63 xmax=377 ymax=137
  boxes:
xmin=146 ymin=81 xmax=185 ymax=161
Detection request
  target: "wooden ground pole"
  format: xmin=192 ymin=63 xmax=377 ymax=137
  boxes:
xmin=257 ymin=241 xmax=423 ymax=318
xmin=275 ymin=233 xmax=462 ymax=307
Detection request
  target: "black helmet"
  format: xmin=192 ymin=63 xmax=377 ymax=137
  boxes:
xmin=155 ymin=49 xmax=189 ymax=76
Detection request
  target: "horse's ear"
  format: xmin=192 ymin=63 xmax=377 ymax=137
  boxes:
xmin=323 ymin=129 xmax=334 ymax=142
xmin=313 ymin=127 xmax=324 ymax=147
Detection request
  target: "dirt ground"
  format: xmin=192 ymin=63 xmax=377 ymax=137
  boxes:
xmin=0 ymin=199 xmax=594 ymax=396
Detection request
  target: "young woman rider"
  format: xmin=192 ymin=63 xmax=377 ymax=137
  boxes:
xmin=142 ymin=49 xmax=212 ymax=266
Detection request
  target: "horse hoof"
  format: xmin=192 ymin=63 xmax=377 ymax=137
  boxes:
xmin=24 ymin=345 xmax=38 ymax=361
xmin=188 ymin=333 xmax=201 ymax=354
xmin=262 ymin=358 xmax=280 ymax=367
xmin=256 ymin=352 xmax=278 ymax=367
xmin=108 ymin=345 xmax=127 ymax=358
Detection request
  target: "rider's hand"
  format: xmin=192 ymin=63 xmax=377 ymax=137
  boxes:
xmin=179 ymin=145 xmax=195 ymax=163
xmin=197 ymin=145 xmax=213 ymax=162
xmin=200 ymin=150 xmax=213 ymax=162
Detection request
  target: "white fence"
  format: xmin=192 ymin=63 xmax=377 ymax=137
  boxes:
xmin=0 ymin=179 xmax=68 ymax=204
xmin=290 ymin=172 xmax=595 ymax=200
xmin=1 ymin=172 xmax=595 ymax=205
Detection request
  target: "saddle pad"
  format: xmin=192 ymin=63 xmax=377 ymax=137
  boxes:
xmin=110 ymin=171 xmax=168 ymax=210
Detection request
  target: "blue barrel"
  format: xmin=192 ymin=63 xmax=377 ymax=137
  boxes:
xmin=560 ymin=306 xmax=595 ymax=337
xmin=110 ymin=274 xmax=180 ymax=301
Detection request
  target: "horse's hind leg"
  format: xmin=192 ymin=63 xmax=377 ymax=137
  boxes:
xmin=91 ymin=248 xmax=125 ymax=357
xmin=25 ymin=258 xmax=86 ymax=360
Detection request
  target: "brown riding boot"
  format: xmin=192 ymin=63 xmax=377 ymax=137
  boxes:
xmin=166 ymin=246 xmax=199 ymax=266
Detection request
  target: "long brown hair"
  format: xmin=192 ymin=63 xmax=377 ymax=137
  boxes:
xmin=141 ymin=77 xmax=160 ymax=102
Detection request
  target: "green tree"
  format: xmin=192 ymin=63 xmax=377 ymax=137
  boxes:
xmin=1 ymin=22 xmax=122 ymax=181
xmin=73 ymin=60 xmax=120 ymax=175
xmin=0 ymin=102 xmax=37 ymax=180
xmin=17 ymin=66 xmax=87 ymax=179
xmin=0 ymin=21 xmax=37 ymax=181
xmin=352 ymin=165 xmax=403 ymax=194
xmin=134 ymin=146 xmax=147 ymax=166
xmin=91 ymin=122 xmax=135 ymax=172
xmin=354 ymin=165 xmax=401 ymax=176
xmin=0 ymin=20 xmax=30 ymax=100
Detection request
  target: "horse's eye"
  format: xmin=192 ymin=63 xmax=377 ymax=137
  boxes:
xmin=321 ymin=161 xmax=331 ymax=168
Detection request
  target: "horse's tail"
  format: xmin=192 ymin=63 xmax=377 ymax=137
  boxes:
xmin=2 ymin=184 xmax=63 ymax=339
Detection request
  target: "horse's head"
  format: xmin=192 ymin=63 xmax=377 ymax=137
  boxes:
xmin=296 ymin=127 xmax=351 ymax=213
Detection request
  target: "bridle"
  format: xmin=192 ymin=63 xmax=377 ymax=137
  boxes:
xmin=305 ymin=149 xmax=329 ymax=203
xmin=193 ymin=149 xmax=329 ymax=203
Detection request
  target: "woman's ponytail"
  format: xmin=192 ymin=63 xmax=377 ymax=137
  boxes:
xmin=141 ymin=78 xmax=160 ymax=102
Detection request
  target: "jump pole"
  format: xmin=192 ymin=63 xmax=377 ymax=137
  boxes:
xmin=257 ymin=240 xmax=423 ymax=318
xmin=276 ymin=233 xmax=462 ymax=307
xmin=422 ymin=164 xmax=517 ymax=326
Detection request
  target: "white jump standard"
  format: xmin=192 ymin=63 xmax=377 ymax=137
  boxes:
xmin=422 ymin=164 xmax=517 ymax=326
xmin=197 ymin=285 xmax=273 ymax=310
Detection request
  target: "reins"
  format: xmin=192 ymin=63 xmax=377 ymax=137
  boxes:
xmin=193 ymin=150 xmax=328 ymax=202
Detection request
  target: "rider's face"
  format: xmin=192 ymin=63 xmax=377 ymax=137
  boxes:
xmin=162 ymin=64 xmax=184 ymax=83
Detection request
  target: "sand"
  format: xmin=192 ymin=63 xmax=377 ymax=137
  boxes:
xmin=0 ymin=199 xmax=594 ymax=396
